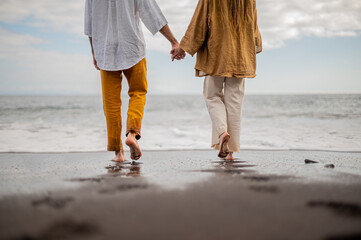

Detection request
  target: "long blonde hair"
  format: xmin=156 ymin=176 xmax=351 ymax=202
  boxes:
xmin=219 ymin=0 xmax=248 ymax=35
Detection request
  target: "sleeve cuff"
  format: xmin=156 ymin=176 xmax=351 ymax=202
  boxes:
xmin=180 ymin=38 xmax=197 ymax=57
xmin=150 ymin=20 xmax=168 ymax=35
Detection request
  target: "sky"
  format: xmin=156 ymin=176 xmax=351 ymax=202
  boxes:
xmin=0 ymin=0 xmax=360 ymax=95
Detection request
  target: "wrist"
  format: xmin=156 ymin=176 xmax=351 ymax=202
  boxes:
xmin=170 ymin=39 xmax=179 ymax=46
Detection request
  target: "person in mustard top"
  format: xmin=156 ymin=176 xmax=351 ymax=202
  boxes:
xmin=172 ymin=0 xmax=262 ymax=160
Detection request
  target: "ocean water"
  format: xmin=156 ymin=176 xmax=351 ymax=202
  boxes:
xmin=0 ymin=94 xmax=360 ymax=152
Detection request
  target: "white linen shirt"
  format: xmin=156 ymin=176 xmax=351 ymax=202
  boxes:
xmin=84 ymin=0 xmax=168 ymax=71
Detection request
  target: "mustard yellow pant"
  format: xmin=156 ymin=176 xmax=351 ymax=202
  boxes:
xmin=100 ymin=58 xmax=147 ymax=151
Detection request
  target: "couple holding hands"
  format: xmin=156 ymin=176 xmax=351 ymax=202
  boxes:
xmin=84 ymin=0 xmax=262 ymax=162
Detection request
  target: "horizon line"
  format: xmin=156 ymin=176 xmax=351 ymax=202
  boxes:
xmin=1 ymin=92 xmax=361 ymax=97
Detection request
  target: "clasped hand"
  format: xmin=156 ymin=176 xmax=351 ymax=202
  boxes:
xmin=170 ymin=43 xmax=186 ymax=61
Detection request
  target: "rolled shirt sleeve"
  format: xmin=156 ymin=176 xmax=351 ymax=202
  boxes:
xmin=137 ymin=0 xmax=168 ymax=35
xmin=84 ymin=0 xmax=92 ymax=37
xmin=179 ymin=0 xmax=209 ymax=56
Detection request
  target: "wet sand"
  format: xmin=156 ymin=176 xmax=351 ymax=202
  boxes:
xmin=0 ymin=150 xmax=361 ymax=240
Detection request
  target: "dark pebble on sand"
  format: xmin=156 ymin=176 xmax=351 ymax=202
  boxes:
xmin=325 ymin=164 xmax=335 ymax=168
xmin=305 ymin=159 xmax=318 ymax=164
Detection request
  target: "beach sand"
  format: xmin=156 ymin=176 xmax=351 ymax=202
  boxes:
xmin=0 ymin=150 xmax=361 ymax=240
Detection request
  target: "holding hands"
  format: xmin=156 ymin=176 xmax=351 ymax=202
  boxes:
xmin=158 ymin=25 xmax=186 ymax=62
xmin=171 ymin=43 xmax=186 ymax=61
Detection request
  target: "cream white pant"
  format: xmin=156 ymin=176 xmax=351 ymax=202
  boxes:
xmin=203 ymin=76 xmax=245 ymax=152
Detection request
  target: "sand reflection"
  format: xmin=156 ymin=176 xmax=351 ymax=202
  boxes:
xmin=106 ymin=161 xmax=141 ymax=177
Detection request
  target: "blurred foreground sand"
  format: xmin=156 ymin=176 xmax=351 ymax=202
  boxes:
xmin=0 ymin=150 xmax=360 ymax=240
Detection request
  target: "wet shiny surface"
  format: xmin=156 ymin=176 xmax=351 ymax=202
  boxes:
xmin=0 ymin=150 xmax=360 ymax=197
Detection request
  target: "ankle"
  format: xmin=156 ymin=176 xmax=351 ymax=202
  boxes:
xmin=127 ymin=133 xmax=136 ymax=141
xmin=219 ymin=132 xmax=229 ymax=138
xmin=127 ymin=130 xmax=136 ymax=137
xmin=115 ymin=150 xmax=124 ymax=155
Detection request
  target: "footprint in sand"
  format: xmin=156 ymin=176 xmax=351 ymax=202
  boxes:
xmin=249 ymin=185 xmax=279 ymax=193
xmin=12 ymin=219 xmax=98 ymax=240
xmin=69 ymin=177 xmax=104 ymax=183
xmin=32 ymin=196 xmax=74 ymax=209
xmin=307 ymin=200 xmax=361 ymax=218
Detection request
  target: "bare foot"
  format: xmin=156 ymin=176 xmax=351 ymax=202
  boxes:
xmin=125 ymin=133 xmax=142 ymax=160
xmin=112 ymin=150 xmax=125 ymax=163
xmin=226 ymin=152 xmax=234 ymax=161
xmin=218 ymin=132 xmax=230 ymax=158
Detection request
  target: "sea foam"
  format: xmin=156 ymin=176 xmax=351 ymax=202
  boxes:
xmin=0 ymin=95 xmax=360 ymax=152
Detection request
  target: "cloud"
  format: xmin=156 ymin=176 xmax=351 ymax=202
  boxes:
xmin=0 ymin=27 xmax=99 ymax=95
xmin=0 ymin=0 xmax=360 ymax=52
xmin=258 ymin=0 xmax=361 ymax=48
xmin=0 ymin=0 xmax=360 ymax=95
xmin=0 ymin=27 xmax=48 ymax=60
xmin=0 ymin=0 xmax=84 ymax=36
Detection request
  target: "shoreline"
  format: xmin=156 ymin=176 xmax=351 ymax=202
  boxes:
xmin=1 ymin=150 xmax=361 ymax=197
xmin=1 ymin=150 xmax=361 ymax=239
xmin=1 ymin=148 xmax=361 ymax=154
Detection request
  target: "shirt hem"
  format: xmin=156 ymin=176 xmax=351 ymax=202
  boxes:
xmin=97 ymin=55 xmax=146 ymax=71
xmin=195 ymin=68 xmax=256 ymax=79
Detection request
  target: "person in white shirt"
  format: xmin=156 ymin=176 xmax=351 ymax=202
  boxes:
xmin=85 ymin=0 xmax=184 ymax=162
